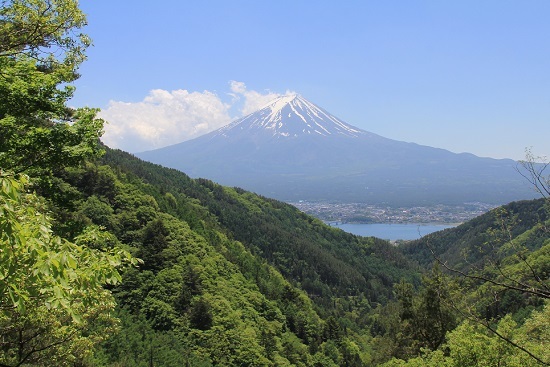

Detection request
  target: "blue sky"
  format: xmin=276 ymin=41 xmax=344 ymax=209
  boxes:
xmin=71 ymin=1 xmax=550 ymax=160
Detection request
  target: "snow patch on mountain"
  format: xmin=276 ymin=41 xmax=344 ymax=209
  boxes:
xmin=215 ymin=94 xmax=366 ymax=139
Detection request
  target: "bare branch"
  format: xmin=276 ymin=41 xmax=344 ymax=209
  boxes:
xmin=442 ymin=296 xmax=550 ymax=366
xmin=516 ymin=148 xmax=550 ymax=198
xmin=429 ymin=246 xmax=550 ymax=299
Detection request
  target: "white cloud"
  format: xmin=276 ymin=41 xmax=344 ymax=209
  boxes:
xmin=100 ymin=89 xmax=232 ymax=153
xmin=100 ymin=81 xmax=290 ymax=153
xmin=229 ymin=80 xmax=283 ymax=115
xmin=229 ymin=80 xmax=247 ymax=95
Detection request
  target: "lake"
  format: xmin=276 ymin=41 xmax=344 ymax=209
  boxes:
xmin=330 ymin=223 xmax=457 ymax=241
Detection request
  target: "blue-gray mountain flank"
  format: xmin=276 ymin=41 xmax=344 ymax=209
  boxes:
xmin=137 ymin=94 xmax=535 ymax=206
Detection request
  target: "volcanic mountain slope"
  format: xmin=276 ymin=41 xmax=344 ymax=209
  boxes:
xmin=137 ymin=94 xmax=534 ymax=206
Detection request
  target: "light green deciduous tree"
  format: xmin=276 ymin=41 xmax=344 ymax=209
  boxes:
xmin=0 ymin=173 xmax=137 ymax=366
xmin=0 ymin=0 xmax=104 ymax=175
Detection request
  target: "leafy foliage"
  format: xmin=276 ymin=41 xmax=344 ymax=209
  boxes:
xmin=0 ymin=173 xmax=136 ymax=366
xmin=380 ymin=303 xmax=550 ymax=367
xmin=0 ymin=0 xmax=104 ymax=176
xmin=395 ymin=195 xmax=550 ymax=366
xmin=0 ymin=2 xmax=138 ymax=365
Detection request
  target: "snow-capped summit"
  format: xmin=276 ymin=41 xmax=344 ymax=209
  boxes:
xmin=215 ymin=94 xmax=366 ymax=139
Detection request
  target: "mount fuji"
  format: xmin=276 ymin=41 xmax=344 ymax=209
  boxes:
xmin=137 ymin=94 xmax=534 ymax=206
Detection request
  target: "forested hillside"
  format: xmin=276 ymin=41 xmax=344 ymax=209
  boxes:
xmin=52 ymin=150 xmax=550 ymax=366
xmin=1 ymin=1 xmax=548 ymax=366
xmin=386 ymin=198 xmax=550 ymax=366
xmin=70 ymin=147 xmax=419 ymax=365
xmin=48 ymin=153 xmax=383 ymax=365
xmin=101 ymin=148 xmax=418 ymax=306
xmin=400 ymin=199 xmax=549 ymax=270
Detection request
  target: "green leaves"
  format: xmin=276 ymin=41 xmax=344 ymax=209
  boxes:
xmin=0 ymin=107 xmax=105 ymax=175
xmin=0 ymin=0 xmax=89 ymax=70
xmin=0 ymin=172 xmax=138 ymax=365
xmin=0 ymin=173 xmax=134 ymax=316
xmin=0 ymin=2 xmax=135 ymax=365
xmin=1 ymin=0 xmax=104 ymax=176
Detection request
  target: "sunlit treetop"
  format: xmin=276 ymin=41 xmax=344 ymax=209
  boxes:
xmin=0 ymin=0 xmax=90 ymax=71
xmin=0 ymin=0 xmax=105 ymax=175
